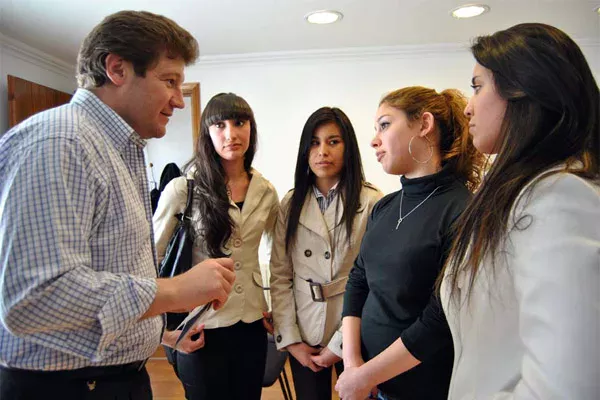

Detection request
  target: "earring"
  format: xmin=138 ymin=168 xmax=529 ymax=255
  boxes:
xmin=408 ymin=135 xmax=433 ymax=164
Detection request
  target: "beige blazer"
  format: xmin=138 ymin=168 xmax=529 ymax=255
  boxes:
xmin=154 ymin=169 xmax=279 ymax=329
xmin=441 ymin=170 xmax=600 ymax=399
xmin=270 ymin=183 xmax=383 ymax=356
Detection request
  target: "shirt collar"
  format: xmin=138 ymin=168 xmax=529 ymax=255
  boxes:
xmin=70 ymin=89 xmax=147 ymax=152
xmin=313 ymin=181 xmax=340 ymax=199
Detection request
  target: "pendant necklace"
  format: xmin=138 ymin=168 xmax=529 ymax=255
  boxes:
xmin=396 ymin=186 xmax=440 ymax=230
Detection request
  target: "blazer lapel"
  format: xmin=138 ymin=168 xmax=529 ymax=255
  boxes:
xmin=299 ymin=192 xmax=331 ymax=247
xmin=238 ymin=169 xmax=266 ymax=226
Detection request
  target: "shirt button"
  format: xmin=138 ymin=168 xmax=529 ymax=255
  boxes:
xmin=324 ymin=251 xmax=331 ymax=260
xmin=233 ymin=238 xmax=243 ymax=248
xmin=234 ymin=284 xmax=244 ymax=294
xmin=276 ymin=335 xmax=282 ymax=343
xmin=234 ymin=261 xmax=242 ymax=270
xmin=304 ymin=249 xmax=312 ymax=257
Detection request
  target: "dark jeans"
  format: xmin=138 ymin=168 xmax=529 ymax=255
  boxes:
xmin=0 ymin=363 xmax=152 ymax=400
xmin=174 ymin=320 xmax=267 ymax=400
xmin=289 ymin=351 xmax=344 ymax=400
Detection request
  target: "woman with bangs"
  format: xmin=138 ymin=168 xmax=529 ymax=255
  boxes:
xmin=336 ymin=87 xmax=485 ymax=400
xmin=153 ymin=93 xmax=279 ymax=399
xmin=270 ymin=107 xmax=383 ymax=400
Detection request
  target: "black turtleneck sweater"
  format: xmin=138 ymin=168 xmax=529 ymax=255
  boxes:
xmin=342 ymin=167 xmax=471 ymax=399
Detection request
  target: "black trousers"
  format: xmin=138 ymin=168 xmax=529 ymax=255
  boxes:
xmin=175 ymin=320 xmax=267 ymax=400
xmin=0 ymin=363 xmax=152 ymax=400
xmin=289 ymin=351 xmax=344 ymax=400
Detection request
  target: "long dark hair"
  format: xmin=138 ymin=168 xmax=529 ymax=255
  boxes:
xmin=380 ymin=86 xmax=485 ymax=191
xmin=285 ymin=107 xmax=365 ymax=252
xmin=185 ymin=93 xmax=258 ymax=257
xmin=442 ymin=23 xmax=600 ymax=300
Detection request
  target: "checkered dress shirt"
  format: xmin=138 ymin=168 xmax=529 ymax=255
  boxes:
xmin=0 ymin=89 xmax=162 ymax=370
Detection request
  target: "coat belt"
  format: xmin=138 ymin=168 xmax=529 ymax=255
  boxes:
xmin=293 ymin=274 xmax=348 ymax=302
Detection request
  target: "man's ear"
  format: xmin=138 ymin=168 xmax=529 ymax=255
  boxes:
xmin=104 ymin=53 xmax=131 ymax=86
xmin=419 ymin=112 xmax=435 ymax=137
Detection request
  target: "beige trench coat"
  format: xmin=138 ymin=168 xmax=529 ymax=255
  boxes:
xmin=270 ymin=183 xmax=383 ymax=356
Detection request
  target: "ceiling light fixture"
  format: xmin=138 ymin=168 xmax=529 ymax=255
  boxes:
xmin=596 ymin=6 xmax=600 ymax=15
xmin=305 ymin=10 xmax=343 ymax=25
xmin=451 ymin=4 xmax=490 ymax=19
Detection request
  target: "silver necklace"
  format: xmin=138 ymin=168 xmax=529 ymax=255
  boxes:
xmin=396 ymin=186 xmax=440 ymax=229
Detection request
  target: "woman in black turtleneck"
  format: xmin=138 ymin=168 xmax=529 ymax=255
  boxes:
xmin=335 ymin=87 xmax=485 ymax=400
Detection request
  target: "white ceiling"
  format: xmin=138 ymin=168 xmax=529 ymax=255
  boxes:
xmin=0 ymin=0 xmax=598 ymax=64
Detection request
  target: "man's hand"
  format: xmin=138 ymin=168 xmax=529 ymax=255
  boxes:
xmin=162 ymin=324 xmax=205 ymax=354
xmin=287 ymin=342 xmax=323 ymax=373
xmin=142 ymin=257 xmax=235 ymax=319
xmin=171 ymin=257 xmax=235 ymax=311
xmin=310 ymin=347 xmax=342 ymax=368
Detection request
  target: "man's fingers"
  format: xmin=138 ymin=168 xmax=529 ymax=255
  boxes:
xmin=220 ymin=274 xmax=233 ymax=294
xmin=219 ymin=266 xmax=236 ymax=284
xmin=214 ymin=257 xmax=234 ymax=271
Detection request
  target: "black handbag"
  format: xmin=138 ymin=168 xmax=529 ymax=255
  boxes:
xmin=158 ymin=178 xmax=195 ymax=330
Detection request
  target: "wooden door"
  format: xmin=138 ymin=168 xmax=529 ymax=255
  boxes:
xmin=7 ymin=75 xmax=72 ymax=128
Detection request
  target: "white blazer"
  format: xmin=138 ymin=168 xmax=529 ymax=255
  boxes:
xmin=270 ymin=183 xmax=383 ymax=356
xmin=441 ymin=169 xmax=600 ymax=399
xmin=153 ymin=169 xmax=279 ymax=329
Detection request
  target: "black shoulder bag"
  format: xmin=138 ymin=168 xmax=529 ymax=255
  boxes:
xmin=158 ymin=179 xmax=195 ymax=330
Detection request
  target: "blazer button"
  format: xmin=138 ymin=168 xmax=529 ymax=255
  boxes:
xmin=234 ymin=261 xmax=242 ymax=270
xmin=324 ymin=251 xmax=331 ymax=260
xmin=304 ymin=249 xmax=312 ymax=257
xmin=276 ymin=335 xmax=282 ymax=343
xmin=234 ymin=284 xmax=244 ymax=294
xmin=233 ymin=238 xmax=243 ymax=248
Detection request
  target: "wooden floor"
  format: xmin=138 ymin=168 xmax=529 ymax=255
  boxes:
xmin=147 ymin=347 xmax=340 ymax=400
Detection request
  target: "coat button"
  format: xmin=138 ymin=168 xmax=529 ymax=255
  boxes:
xmin=304 ymin=249 xmax=312 ymax=257
xmin=234 ymin=261 xmax=242 ymax=270
xmin=234 ymin=284 xmax=243 ymax=294
xmin=324 ymin=251 xmax=331 ymax=260
xmin=276 ymin=335 xmax=282 ymax=343
xmin=233 ymin=238 xmax=243 ymax=248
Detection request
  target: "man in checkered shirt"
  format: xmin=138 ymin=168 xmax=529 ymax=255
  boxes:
xmin=0 ymin=10 xmax=235 ymax=399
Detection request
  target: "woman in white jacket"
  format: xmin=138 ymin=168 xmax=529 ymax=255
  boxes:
xmin=154 ymin=93 xmax=279 ymax=399
xmin=440 ymin=23 xmax=600 ymax=399
xmin=270 ymin=107 xmax=383 ymax=400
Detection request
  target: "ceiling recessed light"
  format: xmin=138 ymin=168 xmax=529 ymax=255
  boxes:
xmin=451 ymin=4 xmax=490 ymax=19
xmin=305 ymin=10 xmax=343 ymax=25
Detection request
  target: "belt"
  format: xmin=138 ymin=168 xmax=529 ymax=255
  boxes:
xmin=0 ymin=359 xmax=148 ymax=380
xmin=294 ymin=274 xmax=348 ymax=302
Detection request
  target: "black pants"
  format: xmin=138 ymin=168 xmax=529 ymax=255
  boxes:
xmin=289 ymin=352 xmax=344 ymax=400
xmin=0 ymin=363 xmax=152 ymax=400
xmin=175 ymin=320 xmax=267 ymax=400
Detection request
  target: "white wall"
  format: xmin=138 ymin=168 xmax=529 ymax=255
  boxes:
xmin=0 ymin=35 xmax=77 ymax=135
xmin=157 ymin=40 xmax=598 ymax=198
